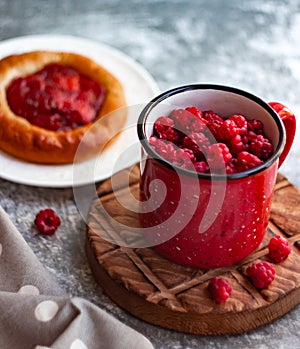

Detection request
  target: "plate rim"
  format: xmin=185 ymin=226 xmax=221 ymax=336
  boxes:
xmin=0 ymin=34 xmax=160 ymax=188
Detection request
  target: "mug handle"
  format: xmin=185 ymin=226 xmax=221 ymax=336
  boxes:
xmin=268 ymin=102 xmax=296 ymax=168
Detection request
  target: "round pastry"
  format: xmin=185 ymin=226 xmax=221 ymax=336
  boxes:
xmin=0 ymin=51 xmax=127 ymax=164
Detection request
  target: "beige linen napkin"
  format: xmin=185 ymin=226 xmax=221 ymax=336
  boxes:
xmin=0 ymin=205 xmax=154 ymax=349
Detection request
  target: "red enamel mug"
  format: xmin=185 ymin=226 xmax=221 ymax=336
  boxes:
xmin=137 ymin=84 xmax=296 ymax=269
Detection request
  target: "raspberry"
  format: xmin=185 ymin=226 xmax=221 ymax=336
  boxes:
xmin=152 ymin=141 xmax=193 ymax=169
xmin=247 ymin=119 xmax=264 ymax=135
xmin=249 ymin=135 xmax=273 ymax=160
xmin=154 ymin=141 xmax=177 ymax=162
xmin=149 ymin=135 xmax=164 ymax=148
xmin=149 ymin=136 xmax=169 ymax=154
xmin=202 ymin=110 xmax=224 ymax=138
xmin=208 ymin=277 xmax=232 ymax=303
xmin=154 ymin=116 xmax=174 ymax=130
xmin=194 ymin=161 xmax=210 ymax=173
xmin=202 ymin=110 xmax=224 ymax=124
xmin=185 ymin=106 xmax=204 ymax=121
xmin=236 ymin=151 xmax=263 ymax=172
xmin=171 ymin=108 xmax=206 ymax=134
xmin=228 ymin=134 xmax=248 ymax=156
xmin=246 ymin=261 xmax=275 ymax=289
xmin=185 ymin=107 xmax=209 ymax=132
xmin=268 ymin=235 xmax=291 ymax=263
xmin=183 ymin=132 xmax=210 ymax=158
xmin=243 ymin=130 xmax=257 ymax=143
xmin=226 ymin=161 xmax=238 ymax=174
xmin=154 ymin=116 xmax=179 ymax=142
xmin=192 ymin=119 xmax=209 ymax=133
xmin=34 ymin=209 xmax=61 ymax=235
xmin=217 ymin=119 xmax=239 ymax=140
xmin=207 ymin=143 xmax=232 ymax=170
xmin=149 ymin=137 xmax=193 ymax=168
xmin=179 ymin=148 xmax=196 ymax=169
xmin=149 ymin=106 xmax=274 ymax=175
xmin=229 ymin=114 xmax=248 ymax=135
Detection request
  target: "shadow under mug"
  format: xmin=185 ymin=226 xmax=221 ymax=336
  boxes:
xmin=137 ymin=84 xmax=296 ymax=269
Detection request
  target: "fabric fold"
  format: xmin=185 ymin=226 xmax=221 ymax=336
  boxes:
xmin=0 ymin=206 xmax=154 ymax=349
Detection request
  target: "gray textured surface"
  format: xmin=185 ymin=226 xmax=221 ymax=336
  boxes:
xmin=1 ymin=0 xmax=300 ymax=348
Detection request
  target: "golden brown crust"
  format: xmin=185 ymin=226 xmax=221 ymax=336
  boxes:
xmin=0 ymin=51 xmax=127 ymax=164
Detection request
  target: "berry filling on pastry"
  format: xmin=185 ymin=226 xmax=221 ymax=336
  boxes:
xmin=6 ymin=63 xmax=106 ymax=131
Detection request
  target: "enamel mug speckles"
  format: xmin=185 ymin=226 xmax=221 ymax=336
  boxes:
xmin=137 ymin=85 xmax=296 ymax=268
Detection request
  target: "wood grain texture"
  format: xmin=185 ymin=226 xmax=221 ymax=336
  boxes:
xmin=86 ymin=165 xmax=300 ymax=335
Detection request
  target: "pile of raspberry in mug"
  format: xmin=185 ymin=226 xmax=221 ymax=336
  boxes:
xmin=149 ymin=106 xmax=274 ymax=174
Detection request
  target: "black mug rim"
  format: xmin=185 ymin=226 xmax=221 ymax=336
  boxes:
xmin=137 ymin=84 xmax=286 ymax=180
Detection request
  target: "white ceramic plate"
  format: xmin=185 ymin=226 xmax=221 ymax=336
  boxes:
xmin=0 ymin=34 xmax=160 ymax=187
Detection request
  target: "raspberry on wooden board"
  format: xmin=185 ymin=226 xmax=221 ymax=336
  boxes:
xmin=208 ymin=277 xmax=232 ymax=303
xmin=246 ymin=261 xmax=276 ymax=289
xmin=268 ymin=235 xmax=291 ymax=263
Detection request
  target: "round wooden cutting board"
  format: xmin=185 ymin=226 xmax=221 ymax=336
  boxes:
xmin=86 ymin=164 xmax=300 ymax=335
